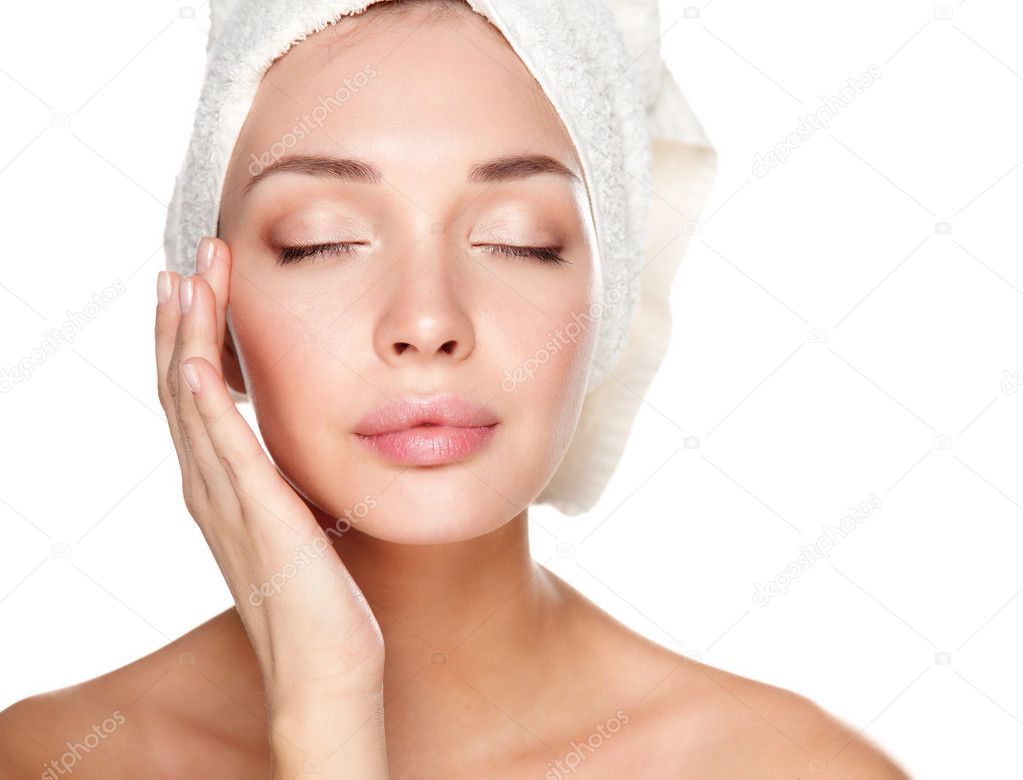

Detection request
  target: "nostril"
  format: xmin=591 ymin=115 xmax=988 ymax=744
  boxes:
xmin=391 ymin=340 xmax=458 ymax=356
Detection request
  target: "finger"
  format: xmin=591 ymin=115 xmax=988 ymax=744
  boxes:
xmin=173 ymin=270 xmax=228 ymax=488
xmin=155 ymin=270 xmax=189 ymax=469
xmin=178 ymin=356 xmax=278 ymax=490
xmin=179 ymin=355 xmax=305 ymax=538
xmin=194 ymin=236 xmax=231 ymax=355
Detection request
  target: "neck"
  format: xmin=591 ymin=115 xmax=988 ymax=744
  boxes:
xmin=313 ymin=507 xmax=563 ymax=697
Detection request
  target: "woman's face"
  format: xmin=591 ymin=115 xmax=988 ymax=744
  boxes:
xmin=217 ymin=2 xmax=601 ymax=544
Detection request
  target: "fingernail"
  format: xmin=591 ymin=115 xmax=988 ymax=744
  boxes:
xmin=179 ymin=276 xmax=193 ymax=313
xmin=180 ymin=362 xmax=200 ymax=394
xmin=196 ymin=237 xmax=215 ymax=275
xmin=157 ymin=271 xmax=171 ymax=305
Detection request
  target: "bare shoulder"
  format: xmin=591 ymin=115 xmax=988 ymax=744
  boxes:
xmin=540 ymin=569 xmax=916 ymax=773
xmin=642 ymin=655 xmax=912 ymax=778
xmin=0 ymin=675 xmax=147 ymax=779
xmin=0 ymin=608 xmax=267 ymax=779
xmin=541 ymin=571 xmax=909 ymax=778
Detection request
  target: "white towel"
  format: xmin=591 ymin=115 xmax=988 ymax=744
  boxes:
xmin=164 ymin=0 xmax=717 ymax=515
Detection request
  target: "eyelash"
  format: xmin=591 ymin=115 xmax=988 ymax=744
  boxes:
xmin=275 ymin=242 xmax=570 ymax=266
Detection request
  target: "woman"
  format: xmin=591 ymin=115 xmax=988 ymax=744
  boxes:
xmin=1 ymin=0 xmax=910 ymax=776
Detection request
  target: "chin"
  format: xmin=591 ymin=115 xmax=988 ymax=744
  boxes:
xmin=307 ymin=477 xmax=524 ymax=545
xmin=277 ymin=441 xmax=549 ymax=545
xmin=357 ymin=495 xmax=515 ymax=545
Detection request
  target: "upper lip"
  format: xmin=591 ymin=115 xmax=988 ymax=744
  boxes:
xmin=354 ymin=393 xmax=499 ymax=436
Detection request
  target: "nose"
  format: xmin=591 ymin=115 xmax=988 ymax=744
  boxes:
xmin=373 ymin=242 xmax=475 ymax=368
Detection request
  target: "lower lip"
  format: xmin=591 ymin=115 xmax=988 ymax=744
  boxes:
xmin=355 ymin=424 xmax=498 ymax=465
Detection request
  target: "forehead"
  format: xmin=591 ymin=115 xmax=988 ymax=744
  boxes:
xmin=224 ymin=5 xmax=582 ymax=196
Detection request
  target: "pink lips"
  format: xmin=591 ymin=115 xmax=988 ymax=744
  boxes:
xmin=353 ymin=394 xmax=499 ymax=466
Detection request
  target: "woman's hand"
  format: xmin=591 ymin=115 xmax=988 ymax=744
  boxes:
xmin=154 ymin=236 xmax=388 ymax=778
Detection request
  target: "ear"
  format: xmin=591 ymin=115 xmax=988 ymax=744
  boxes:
xmin=221 ymin=322 xmax=247 ymax=397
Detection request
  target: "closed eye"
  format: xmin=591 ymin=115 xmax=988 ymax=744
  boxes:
xmin=276 ymin=242 xmax=365 ymax=265
xmin=275 ymin=242 xmax=571 ymax=266
xmin=480 ymin=244 xmax=570 ymax=265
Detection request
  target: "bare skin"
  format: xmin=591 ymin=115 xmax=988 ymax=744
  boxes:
xmin=1 ymin=580 xmax=909 ymax=778
xmin=2 ymin=2 xmax=910 ymax=777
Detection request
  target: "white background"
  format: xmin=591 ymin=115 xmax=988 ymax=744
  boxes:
xmin=2 ymin=1 xmax=1021 ymax=777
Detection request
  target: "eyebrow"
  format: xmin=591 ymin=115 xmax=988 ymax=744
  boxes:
xmin=241 ymin=152 xmax=581 ymax=198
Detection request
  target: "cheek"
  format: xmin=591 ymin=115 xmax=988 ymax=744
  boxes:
xmin=229 ymin=271 xmax=353 ymax=404
xmin=227 ymin=277 xmax=361 ymax=485
xmin=496 ymin=286 xmax=601 ymax=472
